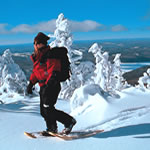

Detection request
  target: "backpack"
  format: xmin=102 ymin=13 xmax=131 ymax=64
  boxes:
xmin=48 ymin=47 xmax=71 ymax=82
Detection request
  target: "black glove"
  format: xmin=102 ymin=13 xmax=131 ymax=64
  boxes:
xmin=27 ymin=81 xmax=34 ymax=94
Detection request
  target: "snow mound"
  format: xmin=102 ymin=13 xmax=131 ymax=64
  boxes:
xmin=70 ymin=84 xmax=105 ymax=110
xmin=70 ymin=84 xmax=108 ymax=129
xmin=71 ymin=93 xmax=108 ymax=117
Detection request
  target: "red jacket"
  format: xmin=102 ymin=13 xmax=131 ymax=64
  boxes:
xmin=30 ymin=46 xmax=61 ymax=87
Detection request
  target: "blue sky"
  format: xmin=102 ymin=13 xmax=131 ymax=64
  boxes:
xmin=0 ymin=0 xmax=150 ymax=45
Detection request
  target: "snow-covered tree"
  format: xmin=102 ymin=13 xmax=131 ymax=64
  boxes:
xmin=70 ymin=43 xmax=127 ymax=111
xmin=88 ymin=43 xmax=104 ymax=86
xmin=49 ymin=13 xmax=126 ymax=102
xmin=89 ymin=43 xmax=126 ymax=93
xmin=110 ymin=54 xmax=127 ymax=91
xmin=49 ymin=13 xmax=95 ymax=99
xmin=138 ymin=68 xmax=150 ymax=91
xmin=0 ymin=49 xmax=27 ymax=96
xmin=49 ymin=13 xmax=72 ymax=49
xmin=88 ymin=43 xmax=110 ymax=91
xmin=49 ymin=13 xmax=77 ymax=99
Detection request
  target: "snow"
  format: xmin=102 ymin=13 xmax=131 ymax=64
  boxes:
xmin=0 ymin=87 xmax=150 ymax=150
xmin=0 ymin=13 xmax=150 ymax=150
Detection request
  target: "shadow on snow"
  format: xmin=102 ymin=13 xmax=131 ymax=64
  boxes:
xmin=94 ymin=123 xmax=150 ymax=139
xmin=0 ymin=100 xmax=40 ymax=115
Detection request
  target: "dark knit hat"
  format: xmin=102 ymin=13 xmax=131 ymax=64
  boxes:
xmin=34 ymin=32 xmax=50 ymax=45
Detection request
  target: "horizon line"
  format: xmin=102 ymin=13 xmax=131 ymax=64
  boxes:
xmin=0 ymin=37 xmax=150 ymax=46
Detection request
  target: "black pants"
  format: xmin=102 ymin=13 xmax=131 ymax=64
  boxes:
xmin=39 ymin=82 xmax=74 ymax=129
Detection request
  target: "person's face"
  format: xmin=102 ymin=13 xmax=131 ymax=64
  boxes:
xmin=34 ymin=41 xmax=45 ymax=55
xmin=34 ymin=42 xmax=39 ymax=55
xmin=34 ymin=41 xmax=39 ymax=53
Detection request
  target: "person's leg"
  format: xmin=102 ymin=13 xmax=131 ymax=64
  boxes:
xmin=40 ymin=83 xmax=76 ymax=134
xmin=39 ymin=85 xmax=58 ymax=132
xmin=55 ymin=109 xmax=76 ymax=134
xmin=55 ymin=109 xmax=75 ymax=126
xmin=49 ymin=83 xmax=76 ymax=134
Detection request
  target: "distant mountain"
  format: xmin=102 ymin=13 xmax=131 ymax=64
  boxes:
xmin=123 ymin=65 xmax=150 ymax=86
xmin=0 ymin=38 xmax=150 ymax=62
xmin=0 ymin=43 xmax=33 ymax=54
xmin=73 ymin=38 xmax=150 ymax=63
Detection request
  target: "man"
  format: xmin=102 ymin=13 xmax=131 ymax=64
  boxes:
xmin=27 ymin=32 xmax=76 ymax=134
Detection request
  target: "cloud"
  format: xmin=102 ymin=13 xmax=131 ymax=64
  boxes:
xmin=11 ymin=24 xmax=34 ymax=33
xmin=0 ymin=20 xmax=128 ymax=35
xmin=11 ymin=20 xmax=56 ymax=33
xmin=69 ymin=20 xmax=104 ymax=32
xmin=111 ymin=24 xmax=128 ymax=32
xmin=11 ymin=19 xmax=104 ymax=33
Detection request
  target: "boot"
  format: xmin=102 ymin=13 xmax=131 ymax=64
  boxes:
xmin=46 ymin=124 xmax=58 ymax=133
xmin=62 ymin=118 xmax=76 ymax=135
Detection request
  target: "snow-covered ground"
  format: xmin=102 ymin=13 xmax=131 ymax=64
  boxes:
xmin=0 ymin=87 xmax=150 ymax=150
